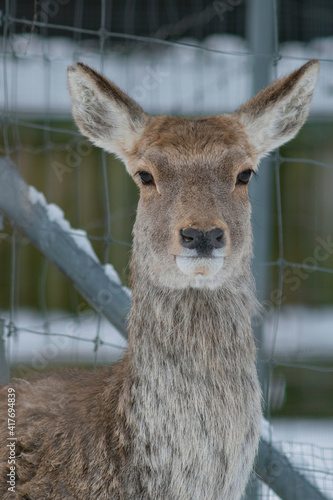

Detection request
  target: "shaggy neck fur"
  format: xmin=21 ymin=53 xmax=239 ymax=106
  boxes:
xmin=128 ymin=267 xmax=259 ymax=355
xmin=122 ymin=259 xmax=262 ymax=500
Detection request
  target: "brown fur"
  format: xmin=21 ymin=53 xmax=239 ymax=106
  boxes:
xmin=0 ymin=60 xmax=319 ymax=499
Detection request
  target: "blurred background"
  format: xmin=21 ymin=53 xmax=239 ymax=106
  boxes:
xmin=0 ymin=1 xmax=333 ymax=498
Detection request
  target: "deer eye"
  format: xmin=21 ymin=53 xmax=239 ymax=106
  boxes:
xmin=236 ymin=169 xmax=253 ymax=185
xmin=138 ymin=171 xmax=154 ymax=185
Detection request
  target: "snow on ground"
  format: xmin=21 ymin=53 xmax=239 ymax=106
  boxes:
xmin=1 ymin=34 xmax=333 ymax=116
xmin=263 ymin=306 xmax=333 ymax=361
xmin=3 ymin=308 xmax=127 ymax=368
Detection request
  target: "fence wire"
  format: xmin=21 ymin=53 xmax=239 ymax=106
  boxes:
xmin=1 ymin=1 xmax=333 ymax=499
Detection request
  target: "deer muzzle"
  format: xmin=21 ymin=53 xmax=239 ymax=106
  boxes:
xmin=176 ymin=227 xmax=226 ymax=277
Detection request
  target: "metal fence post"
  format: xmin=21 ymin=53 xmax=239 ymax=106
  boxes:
xmin=245 ymin=0 xmax=276 ymax=498
xmin=256 ymin=440 xmax=328 ymax=500
xmin=0 ymin=318 xmax=10 ymax=384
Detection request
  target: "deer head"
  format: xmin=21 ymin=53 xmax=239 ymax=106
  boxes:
xmin=68 ymin=60 xmax=319 ymax=290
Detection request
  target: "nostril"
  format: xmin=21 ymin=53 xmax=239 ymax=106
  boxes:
xmin=180 ymin=228 xmax=201 ymax=248
xmin=180 ymin=229 xmax=194 ymax=244
xmin=209 ymin=228 xmax=225 ymax=248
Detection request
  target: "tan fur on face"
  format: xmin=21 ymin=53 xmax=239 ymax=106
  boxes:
xmin=126 ymin=114 xmax=257 ymax=289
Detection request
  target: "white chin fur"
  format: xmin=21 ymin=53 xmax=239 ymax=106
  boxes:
xmin=176 ymin=256 xmax=224 ymax=277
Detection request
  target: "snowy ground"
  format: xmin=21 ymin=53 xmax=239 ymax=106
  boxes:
xmin=3 ymin=308 xmax=127 ymax=368
xmin=263 ymin=306 xmax=333 ymax=361
xmin=1 ymin=34 xmax=333 ymax=116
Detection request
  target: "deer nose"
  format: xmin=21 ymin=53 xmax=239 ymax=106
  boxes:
xmin=180 ymin=228 xmax=225 ymax=255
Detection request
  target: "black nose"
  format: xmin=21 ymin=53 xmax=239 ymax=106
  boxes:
xmin=180 ymin=228 xmax=225 ymax=255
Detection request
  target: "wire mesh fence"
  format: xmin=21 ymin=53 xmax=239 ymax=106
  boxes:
xmin=262 ymin=441 xmax=333 ymax=499
xmin=0 ymin=0 xmax=333 ymax=498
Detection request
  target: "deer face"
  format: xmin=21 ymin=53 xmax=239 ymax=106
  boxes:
xmin=68 ymin=60 xmax=319 ymax=289
xmin=128 ymin=115 xmax=256 ymax=289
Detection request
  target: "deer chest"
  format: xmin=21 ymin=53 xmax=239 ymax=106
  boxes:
xmin=126 ymin=360 xmax=261 ymax=500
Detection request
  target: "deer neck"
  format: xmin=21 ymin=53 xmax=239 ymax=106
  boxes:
xmin=117 ymin=262 xmax=262 ymax=498
xmin=127 ymin=263 xmax=259 ymax=375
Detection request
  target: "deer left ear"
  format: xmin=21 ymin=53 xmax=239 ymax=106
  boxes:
xmin=234 ymin=60 xmax=319 ymax=159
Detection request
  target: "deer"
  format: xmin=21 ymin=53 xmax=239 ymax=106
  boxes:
xmin=0 ymin=59 xmax=319 ymax=499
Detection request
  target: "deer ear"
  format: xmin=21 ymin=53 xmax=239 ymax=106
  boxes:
xmin=67 ymin=63 xmax=149 ymax=164
xmin=235 ymin=60 xmax=319 ymax=159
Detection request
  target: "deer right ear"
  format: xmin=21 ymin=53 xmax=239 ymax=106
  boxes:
xmin=235 ymin=60 xmax=319 ymax=160
xmin=67 ymin=63 xmax=149 ymax=165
